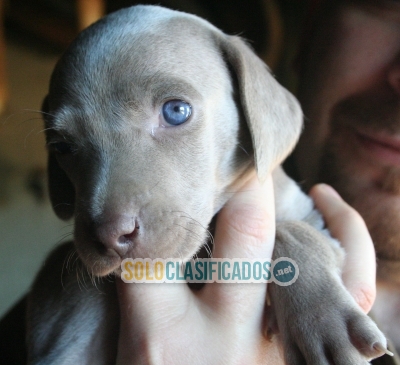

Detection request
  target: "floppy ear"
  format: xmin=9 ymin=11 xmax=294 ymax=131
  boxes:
xmin=42 ymin=96 xmax=75 ymax=220
xmin=220 ymin=35 xmax=303 ymax=181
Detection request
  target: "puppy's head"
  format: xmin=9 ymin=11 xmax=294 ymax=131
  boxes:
xmin=43 ymin=5 xmax=302 ymax=276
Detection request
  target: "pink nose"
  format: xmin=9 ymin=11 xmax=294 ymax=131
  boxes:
xmin=94 ymin=215 xmax=138 ymax=257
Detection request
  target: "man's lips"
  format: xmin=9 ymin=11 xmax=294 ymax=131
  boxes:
xmin=354 ymin=128 xmax=400 ymax=167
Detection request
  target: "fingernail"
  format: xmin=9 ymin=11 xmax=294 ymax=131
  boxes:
xmin=373 ymin=342 xmax=393 ymax=357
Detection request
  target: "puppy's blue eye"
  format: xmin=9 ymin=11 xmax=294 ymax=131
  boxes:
xmin=162 ymin=100 xmax=192 ymax=126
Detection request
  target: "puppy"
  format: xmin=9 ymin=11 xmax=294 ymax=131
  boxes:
xmin=27 ymin=5 xmax=388 ymax=364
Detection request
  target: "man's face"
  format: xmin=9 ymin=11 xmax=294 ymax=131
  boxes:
xmin=295 ymin=1 xmax=400 ymax=264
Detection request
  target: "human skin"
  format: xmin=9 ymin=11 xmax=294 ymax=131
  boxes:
xmin=294 ymin=0 xmax=400 ymax=348
xmin=116 ymin=175 xmax=378 ymax=364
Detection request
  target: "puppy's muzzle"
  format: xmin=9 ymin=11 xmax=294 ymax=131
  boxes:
xmin=75 ymin=214 xmax=138 ymax=274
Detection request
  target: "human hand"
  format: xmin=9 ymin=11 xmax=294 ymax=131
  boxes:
xmin=115 ymin=180 xmax=380 ymax=365
xmin=309 ymin=183 xmax=377 ymax=314
xmin=115 ymin=173 xmax=285 ymax=365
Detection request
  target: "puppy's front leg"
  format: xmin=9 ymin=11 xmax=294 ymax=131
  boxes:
xmin=269 ymin=221 xmax=387 ymax=364
xmin=27 ymin=242 xmax=119 ymax=365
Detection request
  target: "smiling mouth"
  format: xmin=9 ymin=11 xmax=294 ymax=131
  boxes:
xmin=354 ymin=128 xmax=400 ymax=168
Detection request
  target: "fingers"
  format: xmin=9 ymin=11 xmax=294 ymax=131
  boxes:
xmin=212 ymin=173 xmax=276 ymax=260
xmin=309 ymin=184 xmax=376 ymax=313
xmin=117 ymin=280 xmax=190 ymax=319
xmin=116 ymin=279 xmax=195 ymax=363
xmin=203 ymin=173 xmax=276 ymax=317
xmin=117 ymin=173 xmax=277 ymax=337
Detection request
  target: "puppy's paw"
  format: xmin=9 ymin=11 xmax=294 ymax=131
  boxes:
xmin=272 ymin=221 xmax=390 ymax=364
xmin=271 ymin=276 xmax=389 ymax=365
xmin=346 ymin=311 xmax=392 ymax=360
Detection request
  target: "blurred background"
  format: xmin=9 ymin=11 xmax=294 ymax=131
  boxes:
xmin=0 ymin=0 xmax=307 ymax=317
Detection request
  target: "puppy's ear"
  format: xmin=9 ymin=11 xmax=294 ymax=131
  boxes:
xmin=220 ymin=35 xmax=303 ymax=181
xmin=42 ymin=96 xmax=75 ymax=220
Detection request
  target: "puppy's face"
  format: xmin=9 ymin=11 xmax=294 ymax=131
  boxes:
xmin=44 ymin=8 xmax=251 ymax=276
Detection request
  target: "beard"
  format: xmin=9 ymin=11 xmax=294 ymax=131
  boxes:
xmin=316 ymin=88 xmax=400 ymax=263
xmin=319 ymin=148 xmax=400 ymax=261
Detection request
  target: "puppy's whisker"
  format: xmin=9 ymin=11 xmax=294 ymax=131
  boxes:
xmin=90 ymin=264 xmax=100 ymax=290
xmin=106 ymin=274 xmax=114 ymax=283
xmin=173 ymin=224 xmax=205 ymax=244
xmin=55 ymin=233 xmax=72 ymax=242
xmin=22 ymin=108 xmax=57 ymax=118
xmin=58 ymin=231 xmax=74 ymax=239
xmin=65 ymin=249 xmax=78 ymax=272
xmin=1 ymin=112 xmax=19 ymax=127
xmin=0 ymin=110 xmax=44 ymax=128
xmin=71 ymin=250 xmax=85 ymax=291
xmin=174 ymin=214 xmax=214 ymax=252
xmin=181 ymin=220 xmax=214 ymax=257
xmin=53 ymin=203 xmax=74 ymax=209
xmin=172 ymin=212 xmax=209 ymax=230
xmin=56 ymin=235 xmax=74 ymax=246
xmin=87 ymin=266 xmax=97 ymax=290
xmin=237 ymin=143 xmax=250 ymax=156
xmin=186 ymin=219 xmax=214 ymax=246
xmin=53 ymin=235 xmax=74 ymax=252
xmin=78 ymin=263 xmax=88 ymax=290
xmin=75 ymin=267 xmax=83 ymax=291
xmin=204 ymin=241 xmax=213 ymax=258
xmin=35 ymin=127 xmax=55 ymax=136
xmin=205 ymin=229 xmax=214 ymax=251
xmin=61 ymin=222 xmax=75 ymax=230
xmin=170 ymin=213 xmax=215 ymax=257
xmin=17 ymin=118 xmax=46 ymax=129
xmin=61 ymin=248 xmax=77 ymax=290
xmin=23 ymin=127 xmax=42 ymax=149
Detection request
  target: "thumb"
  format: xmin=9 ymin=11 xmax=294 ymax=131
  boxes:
xmin=203 ymin=173 xmax=276 ymax=316
xmin=309 ymin=184 xmax=376 ymax=313
xmin=212 ymin=173 xmax=276 ymax=260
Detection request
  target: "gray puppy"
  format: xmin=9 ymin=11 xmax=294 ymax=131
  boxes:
xmin=28 ymin=5 xmax=388 ymax=364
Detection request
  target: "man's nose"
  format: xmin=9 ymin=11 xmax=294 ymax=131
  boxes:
xmin=388 ymin=62 xmax=400 ymax=95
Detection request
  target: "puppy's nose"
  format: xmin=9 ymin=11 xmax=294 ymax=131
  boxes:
xmin=94 ymin=215 xmax=137 ymax=257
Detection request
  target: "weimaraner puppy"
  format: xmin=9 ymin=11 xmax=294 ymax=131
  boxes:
xmin=27 ymin=5 xmax=388 ymax=364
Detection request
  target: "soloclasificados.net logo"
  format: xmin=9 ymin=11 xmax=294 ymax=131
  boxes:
xmin=120 ymin=257 xmax=299 ymax=286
